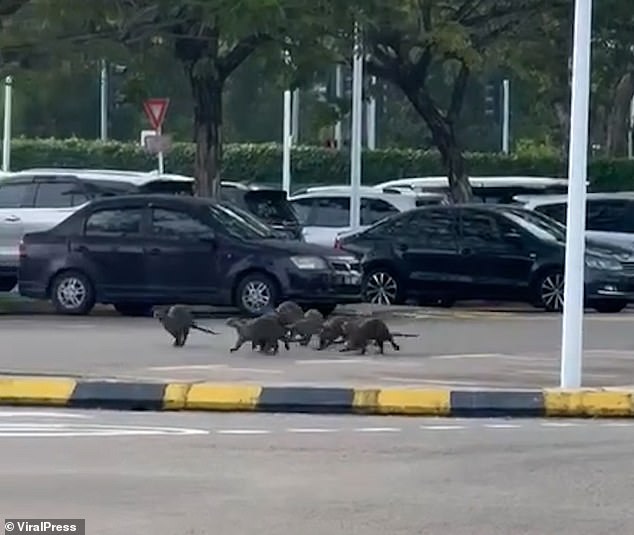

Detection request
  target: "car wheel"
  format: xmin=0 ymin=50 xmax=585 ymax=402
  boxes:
xmin=362 ymin=268 xmax=402 ymax=305
xmin=113 ymin=303 xmax=153 ymax=317
xmin=534 ymin=270 xmax=565 ymax=312
xmin=592 ymin=300 xmax=628 ymax=313
xmin=235 ymin=272 xmax=279 ymax=317
xmin=50 ymin=270 xmax=95 ymax=315
xmin=0 ymin=276 xmax=16 ymax=292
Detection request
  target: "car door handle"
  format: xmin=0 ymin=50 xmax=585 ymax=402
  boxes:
xmin=4 ymin=215 xmax=20 ymax=222
xmin=460 ymin=247 xmax=474 ymax=256
xmin=71 ymin=245 xmax=88 ymax=253
xmin=146 ymin=248 xmax=162 ymax=255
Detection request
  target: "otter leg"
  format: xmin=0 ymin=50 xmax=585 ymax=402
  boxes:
xmin=376 ymin=340 xmax=385 ymax=354
xmin=389 ymin=335 xmax=400 ymax=351
xmin=230 ymin=336 xmax=245 ymax=352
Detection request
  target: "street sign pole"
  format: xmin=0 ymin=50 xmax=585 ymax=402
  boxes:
xmin=142 ymin=98 xmax=170 ymax=174
xmin=349 ymin=22 xmax=363 ymax=232
xmin=282 ymin=90 xmax=292 ymax=194
xmin=502 ymin=79 xmax=510 ymax=154
xmin=560 ymin=0 xmax=593 ymax=388
xmin=2 ymin=76 xmax=12 ymax=172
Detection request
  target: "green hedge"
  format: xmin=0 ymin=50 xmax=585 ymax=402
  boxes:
xmin=3 ymin=137 xmax=634 ymax=192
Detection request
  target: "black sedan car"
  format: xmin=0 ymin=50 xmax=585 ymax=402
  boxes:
xmin=18 ymin=194 xmax=362 ymax=316
xmin=337 ymin=204 xmax=634 ymax=313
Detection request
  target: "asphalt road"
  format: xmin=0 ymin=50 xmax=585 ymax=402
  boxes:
xmin=0 ymin=408 xmax=633 ymax=534
xmin=1 ymin=307 xmax=634 ymax=388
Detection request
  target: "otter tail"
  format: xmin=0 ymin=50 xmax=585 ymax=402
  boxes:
xmin=192 ymin=323 xmax=219 ymax=335
xmin=390 ymin=332 xmax=419 ymax=338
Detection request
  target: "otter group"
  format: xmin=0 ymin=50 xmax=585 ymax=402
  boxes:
xmin=154 ymin=300 xmax=418 ymax=355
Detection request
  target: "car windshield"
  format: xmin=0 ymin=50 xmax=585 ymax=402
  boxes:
xmin=208 ymin=203 xmax=273 ymax=240
xmin=217 ymin=201 xmax=276 ymax=238
xmin=243 ymin=191 xmax=298 ymax=225
xmin=503 ymin=208 xmax=566 ymax=242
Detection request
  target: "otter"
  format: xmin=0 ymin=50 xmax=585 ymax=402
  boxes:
xmin=317 ymin=316 xmax=349 ymax=350
xmin=227 ymin=315 xmax=291 ymax=355
xmin=154 ymin=305 xmax=218 ymax=347
xmin=274 ymin=300 xmax=304 ymax=326
xmin=287 ymin=308 xmax=325 ymax=346
xmin=339 ymin=318 xmax=418 ymax=355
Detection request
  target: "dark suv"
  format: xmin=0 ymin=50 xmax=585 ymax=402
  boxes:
xmin=18 ymin=194 xmax=362 ymax=316
xmin=338 ymin=204 xmax=634 ymax=313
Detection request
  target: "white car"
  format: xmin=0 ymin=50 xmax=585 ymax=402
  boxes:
xmin=375 ymin=175 xmax=571 ymax=204
xmin=514 ymin=192 xmax=634 ymax=252
xmin=288 ymin=185 xmax=445 ymax=246
xmin=0 ymin=168 xmax=194 ymax=290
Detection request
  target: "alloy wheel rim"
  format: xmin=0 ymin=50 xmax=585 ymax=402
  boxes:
xmin=364 ymin=272 xmax=398 ymax=305
xmin=56 ymin=277 xmax=86 ymax=309
xmin=541 ymin=273 xmax=564 ymax=311
xmin=242 ymin=281 xmax=271 ymax=312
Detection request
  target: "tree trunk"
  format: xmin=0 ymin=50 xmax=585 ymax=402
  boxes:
xmin=606 ymin=72 xmax=634 ymax=157
xmin=403 ymin=89 xmax=472 ymax=203
xmin=188 ymin=72 xmax=223 ymax=198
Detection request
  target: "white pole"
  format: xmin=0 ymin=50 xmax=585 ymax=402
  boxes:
xmin=335 ymin=65 xmax=343 ymax=148
xmin=367 ymin=76 xmax=377 ymax=150
xmin=291 ymin=89 xmax=300 ymax=146
xmin=2 ymin=76 xmax=12 ymax=172
xmin=502 ymin=79 xmax=510 ymax=154
xmin=560 ymin=0 xmax=592 ymax=389
xmin=627 ymin=97 xmax=634 ymax=160
xmin=349 ymin=23 xmax=363 ymax=231
xmin=157 ymin=126 xmax=164 ymax=174
xmin=100 ymin=59 xmax=108 ymax=141
xmin=282 ymin=89 xmax=292 ymax=194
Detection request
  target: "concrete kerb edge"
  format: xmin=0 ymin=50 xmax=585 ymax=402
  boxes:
xmin=0 ymin=377 xmax=633 ymax=417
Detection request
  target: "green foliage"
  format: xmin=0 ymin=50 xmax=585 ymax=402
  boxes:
xmin=5 ymin=137 xmax=634 ymax=192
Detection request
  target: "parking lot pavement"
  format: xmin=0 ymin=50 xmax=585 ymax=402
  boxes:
xmin=1 ymin=308 xmax=633 ymax=388
xmin=1 ymin=408 xmax=633 ymax=535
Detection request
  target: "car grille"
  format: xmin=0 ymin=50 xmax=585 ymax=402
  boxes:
xmin=328 ymin=257 xmax=361 ymax=273
xmin=622 ymin=261 xmax=634 ymax=276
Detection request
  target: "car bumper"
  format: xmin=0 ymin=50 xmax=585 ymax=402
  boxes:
xmin=585 ymin=272 xmax=634 ymax=301
xmin=284 ymin=270 xmax=363 ymax=303
xmin=17 ymin=280 xmax=47 ymax=300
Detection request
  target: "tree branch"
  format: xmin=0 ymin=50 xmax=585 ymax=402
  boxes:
xmin=447 ymin=61 xmax=470 ymax=123
xmin=218 ymin=32 xmax=271 ymax=80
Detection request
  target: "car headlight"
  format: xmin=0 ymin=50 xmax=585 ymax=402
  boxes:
xmin=585 ymin=256 xmax=622 ymax=271
xmin=290 ymin=256 xmax=328 ymax=270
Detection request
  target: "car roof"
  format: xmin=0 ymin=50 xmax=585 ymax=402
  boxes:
xmin=289 ymin=186 xmax=444 ymax=201
xmin=515 ymin=191 xmax=634 ymax=206
xmin=291 ymin=184 xmax=434 ymax=196
xmin=220 ymin=181 xmax=284 ymax=192
xmin=10 ymin=168 xmax=195 ymax=186
xmin=376 ymin=175 xmax=570 ymax=190
xmin=81 ymin=193 xmax=211 ymax=210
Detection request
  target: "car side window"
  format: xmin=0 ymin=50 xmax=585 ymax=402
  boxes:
xmin=33 ymin=181 xmax=89 ymax=208
xmin=586 ymin=200 xmax=633 ymax=232
xmin=361 ymin=198 xmax=400 ymax=226
xmin=0 ymin=183 xmax=35 ymax=208
xmin=535 ymin=203 xmax=566 ymax=224
xmin=85 ymin=208 xmax=143 ymax=236
xmin=406 ymin=209 xmax=457 ymax=250
xmin=290 ymin=198 xmax=314 ymax=225
xmin=151 ymin=208 xmax=214 ymax=239
xmin=460 ymin=212 xmax=505 ymax=245
xmin=311 ymin=197 xmax=350 ymax=227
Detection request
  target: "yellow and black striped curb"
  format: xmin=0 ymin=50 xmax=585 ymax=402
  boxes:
xmin=0 ymin=376 xmax=633 ymax=417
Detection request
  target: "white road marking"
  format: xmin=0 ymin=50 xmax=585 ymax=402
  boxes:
xmin=0 ymin=423 xmax=208 ymax=437
xmin=599 ymin=422 xmax=634 ymax=427
xmin=295 ymin=359 xmax=373 ymax=365
xmin=428 ymin=353 xmax=510 ymax=360
xmin=148 ymin=365 xmax=228 ymax=371
xmin=0 ymin=411 xmax=92 ymax=419
xmin=225 ymin=367 xmax=284 ymax=375
xmin=354 ymin=427 xmax=401 ymax=433
xmin=540 ymin=422 xmax=582 ymax=428
xmin=484 ymin=423 xmax=522 ymax=429
xmin=379 ymin=377 xmax=488 ymax=387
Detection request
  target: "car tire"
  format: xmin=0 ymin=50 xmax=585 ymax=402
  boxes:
xmin=592 ymin=300 xmax=628 ymax=314
xmin=0 ymin=276 xmax=16 ymax=292
xmin=362 ymin=267 xmax=403 ymax=305
xmin=235 ymin=272 xmax=279 ymax=317
xmin=50 ymin=270 xmax=95 ymax=316
xmin=533 ymin=269 xmax=565 ymax=312
xmin=113 ymin=303 xmax=153 ymax=317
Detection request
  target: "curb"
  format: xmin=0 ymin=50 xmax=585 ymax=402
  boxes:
xmin=0 ymin=377 xmax=633 ymax=417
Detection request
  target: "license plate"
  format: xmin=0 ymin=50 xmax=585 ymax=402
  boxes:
xmin=342 ymin=273 xmax=361 ymax=285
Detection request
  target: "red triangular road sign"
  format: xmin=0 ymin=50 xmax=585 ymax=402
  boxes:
xmin=143 ymin=98 xmax=170 ymax=130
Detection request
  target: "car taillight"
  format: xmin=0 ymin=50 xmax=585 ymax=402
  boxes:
xmin=334 ymin=237 xmax=342 ymax=249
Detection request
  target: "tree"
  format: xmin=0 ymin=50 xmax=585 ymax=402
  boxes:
xmin=327 ymin=1 xmax=563 ymax=201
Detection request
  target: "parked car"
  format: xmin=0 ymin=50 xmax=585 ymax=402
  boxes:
xmin=18 ymin=194 xmax=362 ymax=316
xmin=0 ymin=168 xmax=195 ymax=291
xmin=220 ymin=181 xmax=303 ymax=240
xmin=337 ymin=204 xmax=634 ymax=313
xmin=514 ymin=192 xmax=634 ymax=251
xmin=289 ymin=186 xmax=445 ymax=246
xmin=375 ymin=176 xmax=572 ymax=204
